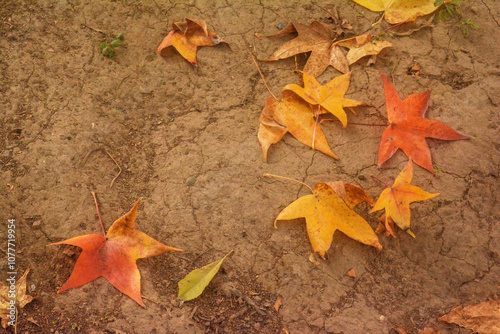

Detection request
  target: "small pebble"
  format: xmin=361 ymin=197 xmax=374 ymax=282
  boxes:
xmin=186 ymin=176 xmax=196 ymax=187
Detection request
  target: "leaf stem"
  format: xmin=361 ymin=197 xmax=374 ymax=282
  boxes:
xmin=320 ymin=119 xmax=387 ymax=126
xmin=249 ymin=53 xmax=278 ymax=100
xmin=263 ymin=174 xmax=314 ymax=193
xmin=370 ymin=175 xmax=389 ymax=188
xmin=91 ymin=192 xmax=106 ymax=237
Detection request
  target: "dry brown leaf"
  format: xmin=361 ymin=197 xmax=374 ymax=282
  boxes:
xmin=347 ymin=269 xmax=356 ymax=278
xmin=274 ymin=295 xmax=283 ymax=312
xmin=267 ymin=21 xmax=348 ymax=77
xmin=419 ymin=328 xmax=441 ymax=334
xmin=439 ymin=298 xmax=500 ymax=334
xmin=335 ymin=33 xmax=393 ymax=65
xmin=308 ymin=253 xmax=321 ymax=266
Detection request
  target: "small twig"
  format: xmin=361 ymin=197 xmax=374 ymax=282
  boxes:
xmin=81 ymin=148 xmax=122 ymax=188
xmin=82 ymin=24 xmax=105 ymax=35
xmin=311 ymin=2 xmax=339 ymax=22
xmin=263 ymin=174 xmax=313 ymax=193
xmin=374 ymin=16 xmax=416 ymax=39
xmin=229 ymin=306 xmax=249 ymax=321
xmin=370 ymin=175 xmax=389 ymax=188
xmin=91 ymin=192 xmax=106 ymax=237
xmin=190 ymin=305 xmax=199 ymax=319
xmin=142 ymin=295 xmax=159 ymax=305
xmin=312 ymin=105 xmax=321 ymax=150
xmin=104 ymin=149 xmax=122 ymax=188
xmin=249 ymin=53 xmax=278 ymax=100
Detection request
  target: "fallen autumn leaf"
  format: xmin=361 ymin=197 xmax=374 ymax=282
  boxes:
xmin=378 ymin=74 xmax=470 ymax=173
xmin=157 ymin=18 xmax=228 ymax=65
xmin=50 ymin=199 xmax=181 ymax=307
xmin=370 ymin=159 xmax=439 ymax=237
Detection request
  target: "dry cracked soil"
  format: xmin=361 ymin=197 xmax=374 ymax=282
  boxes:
xmin=1 ymin=0 xmax=499 ymax=333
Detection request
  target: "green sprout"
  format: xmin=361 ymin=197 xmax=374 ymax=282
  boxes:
xmin=99 ymin=33 xmax=124 ymax=58
xmin=434 ymin=0 xmax=478 ymax=37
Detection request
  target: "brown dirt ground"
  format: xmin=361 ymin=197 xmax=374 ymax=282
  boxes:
xmin=1 ymin=0 xmax=499 ymax=333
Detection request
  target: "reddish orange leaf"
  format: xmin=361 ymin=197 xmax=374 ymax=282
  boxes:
xmin=378 ymin=74 xmax=470 ymax=173
xmin=370 ymin=160 xmax=439 ymax=237
xmin=157 ymin=18 xmax=228 ymax=65
xmin=50 ymin=200 xmax=181 ymax=307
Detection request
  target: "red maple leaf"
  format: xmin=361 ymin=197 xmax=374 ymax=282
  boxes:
xmin=50 ymin=200 xmax=181 ymax=307
xmin=378 ymin=74 xmax=470 ymax=172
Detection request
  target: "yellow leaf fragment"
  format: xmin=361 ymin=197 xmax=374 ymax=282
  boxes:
xmin=0 ymin=269 xmax=34 ymax=328
xmin=335 ymin=34 xmax=393 ymax=65
xmin=370 ymin=160 xmax=439 ymax=237
xmin=275 ymin=182 xmax=381 ymax=259
xmin=351 ymin=0 xmax=439 ymax=24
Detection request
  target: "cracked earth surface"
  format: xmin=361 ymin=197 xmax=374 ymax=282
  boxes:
xmin=1 ymin=0 xmax=499 ymax=333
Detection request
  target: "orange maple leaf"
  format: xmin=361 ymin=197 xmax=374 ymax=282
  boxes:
xmin=378 ymin=74 xmax=470 ymax=173
xmin=157 ymin=18 xmax=228 ymax=65
xmin=50 ymin=200 xmax=181 ymax=307
xmin=370 ymin=159 xmax=439 ymax=238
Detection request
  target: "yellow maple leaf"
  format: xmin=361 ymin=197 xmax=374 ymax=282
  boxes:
xmin=282 ymin=71 xmax=365 ymax=128
xmin=351 ymin=0 xmax=439 ymax=24
xmin=370 ymin=160 xmax=439 ymax=237
xmin=275 ymin=182 xmax=382 ymax=259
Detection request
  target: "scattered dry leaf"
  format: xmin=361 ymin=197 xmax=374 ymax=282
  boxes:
xmin=347 ymin=269 xmax=356 ymax=278
xmin=308 ymin=253 xmax=321 ymax=266
xmin=371 ymin=160 xmax=439 ymax=238
xmin=0 ymin=269 xmax=34 ymax=328
xmin=351 ymin=0 xmax=440 ymax=24
xmin=274 ymin=182 xmax=382 ymax=259
xmin=274 ymin=295 xmax=283 ymax=312
xmin=157 ymin=18 xmax=228 ymax=65
xmin=420 ymin=328 xmax=441 ymax=334
xmin=267 ymin=21 xmax=348 ymax=77
xmin=335 ymin=33 xmax=393 ymax=65
xmin=50 ymin=200 xmax=181 ymax=307
xmin=439 ymin=298 xmax=500 ymax=334
xmin=378 ymin=74 xmax=470 ymax=173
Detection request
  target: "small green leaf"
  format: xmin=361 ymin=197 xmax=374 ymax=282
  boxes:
xmin=438 ymin=9 xmax=447 ymax=21
xmin=111 ymin=39 xmax=122 ymax=47
xmin=178 ymin=251 xmax=233 ymax=302
xmin=434 ymin=0 xmax=443 ymax=7
xmin=462 ymin=26 xmax=469 ymax=37
xmin=99 ymin=43 xmax=107 ymax=50
xmin=102 ymin=46 xmax=109 ymax=56
xmin=116 ymin=33 xmax=124 ymax=40
xmin=108 ymin=49 xmax=116 ymax=58
xmin=446 ymin=4 xmax=455 ymax=16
